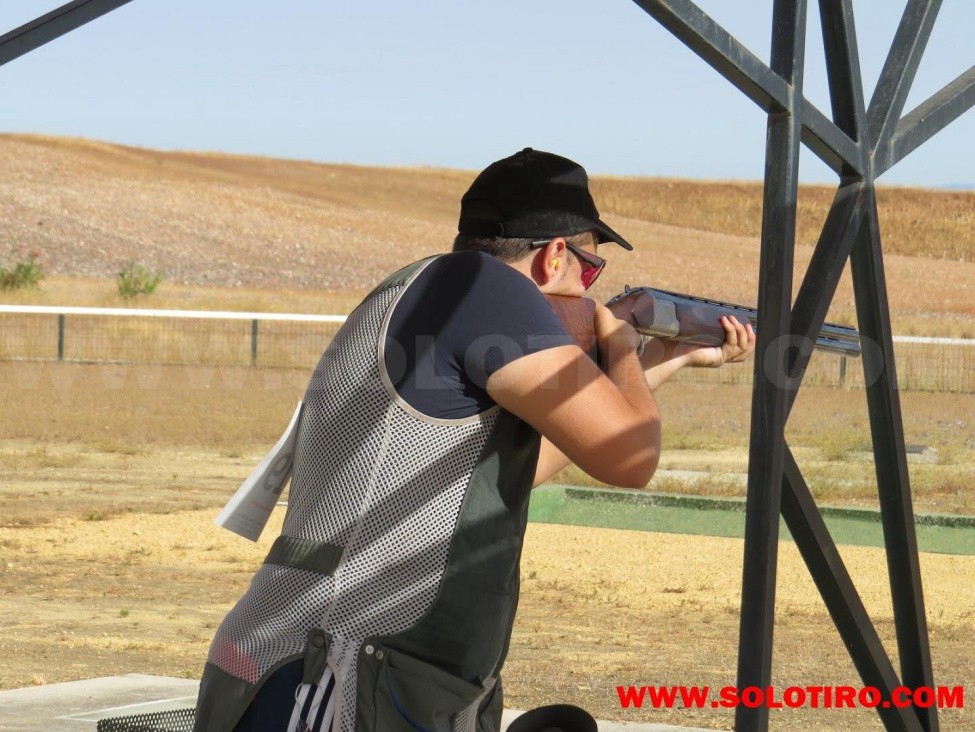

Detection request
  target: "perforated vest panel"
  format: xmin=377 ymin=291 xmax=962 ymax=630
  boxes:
xmin=204 ymin=258 xmax=533 ymax=732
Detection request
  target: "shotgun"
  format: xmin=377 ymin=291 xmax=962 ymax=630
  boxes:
xmin=545 ymin=287 xmax=861 ymax=360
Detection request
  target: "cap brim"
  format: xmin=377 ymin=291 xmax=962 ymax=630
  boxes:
xmin=595 ymin=219 xmax=634 ymax=250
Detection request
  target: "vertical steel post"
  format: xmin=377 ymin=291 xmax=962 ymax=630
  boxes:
xmin=850 ymin=187 xmax=939 ymax=731
xmin=735 ymin=2 xmax=806 ymax=730
xmin=250 ymin=318 xmax=259 ymax=367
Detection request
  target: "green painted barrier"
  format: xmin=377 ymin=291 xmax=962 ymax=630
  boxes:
xmin=528 ymin=485 xmax=975 ymax=556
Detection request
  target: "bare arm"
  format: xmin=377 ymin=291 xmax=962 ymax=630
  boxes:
xmin=639 ymin=315 xmax=755 ymax=388
xmin=487 ymin=305 xmax=661 ymax=489
xmin=527 ymin=313 xmax=754 ymax=487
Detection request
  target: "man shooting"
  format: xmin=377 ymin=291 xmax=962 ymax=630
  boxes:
xmin=194 ymin=147 xmax=755 ymax=732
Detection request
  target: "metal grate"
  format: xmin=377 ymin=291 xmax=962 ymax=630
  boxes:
xmin=96 ymin=707 xmax=196 ymax=732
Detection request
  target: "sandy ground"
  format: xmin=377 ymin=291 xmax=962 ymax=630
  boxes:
xmin=0 ymin=506 xmax=972 ymax=731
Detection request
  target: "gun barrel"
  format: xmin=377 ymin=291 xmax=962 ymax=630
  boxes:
xmin=609 ymin=287 xmax=862 ymax=358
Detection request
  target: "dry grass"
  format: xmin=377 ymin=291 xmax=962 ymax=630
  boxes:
xmin=591 ymin=176 xmax=975 ymax=262
xmin=3 ymin=362 xmax=972 ymax=517
xmin=549 ymin=380 xmax=975 ymax=515
xmin=0 ymin=274 xmax=367 ymax=315
xmin=0 ymin=362 xmax=307 ymax=452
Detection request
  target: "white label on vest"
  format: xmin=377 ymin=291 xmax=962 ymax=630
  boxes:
xmin=213 ymin=401 xmax=304 ymax=541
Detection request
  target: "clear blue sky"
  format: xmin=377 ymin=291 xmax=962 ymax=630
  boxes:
xmin=1 ymin=0 xmax=972 ymax=188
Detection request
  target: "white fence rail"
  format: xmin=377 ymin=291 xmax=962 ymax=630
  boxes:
xmin=0 ymin=305 xmax=348 ymax=369
xmin=1 ymin=305 xmax=972 ymax=392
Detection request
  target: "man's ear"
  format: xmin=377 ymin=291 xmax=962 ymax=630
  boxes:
xmin=533 ymin=238 xmax=568 ymax=288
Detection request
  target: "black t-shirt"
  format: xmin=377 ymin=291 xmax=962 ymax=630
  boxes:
xmin=384 ymin=251 xmax=575 ymax=419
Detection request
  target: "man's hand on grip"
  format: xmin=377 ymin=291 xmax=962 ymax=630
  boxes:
xmin=594 ymin=301 xmax=642 ymax=361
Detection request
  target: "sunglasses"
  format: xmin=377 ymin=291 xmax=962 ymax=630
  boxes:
xmin=530 ymin=240 xmax=606 ymax=290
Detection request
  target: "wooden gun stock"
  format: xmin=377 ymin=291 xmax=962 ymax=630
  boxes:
xmin=544 ymin=294 xmax=599 ymax=362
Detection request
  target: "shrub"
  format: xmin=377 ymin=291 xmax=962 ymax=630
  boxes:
xmin=0 ymin=248 xmax=45 ymax=290
xmin=117 ymin=262 xmax=163 ymax=299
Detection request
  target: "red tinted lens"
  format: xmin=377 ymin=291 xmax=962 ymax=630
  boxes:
xmin=570 ymin=245 xmax=605 ymax=290
xmin=580 ymin=262 xmax=603 ymax=289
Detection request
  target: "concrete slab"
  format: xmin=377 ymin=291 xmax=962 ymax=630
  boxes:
xmin=0 ymin=675 xmax=718 ymax=731
xmin=0 ymin=675 xmax=197 ymax=731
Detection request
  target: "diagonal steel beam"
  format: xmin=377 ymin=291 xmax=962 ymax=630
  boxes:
xmin=799 ymin=98 xmax=863 ymax=175
xmin=629 ymin=0 xmax=861 ymax=175
xmin=865 ymin=0 xmax=943 ymax=154
xmin=784 ymin=180 xmax=865 ymax=400
xmin=735 ymin=2 xmax=806 ymax=729
xmin=0 ymin=0 xmax=135 ymax=68
xmin=817 ymin=0 xmax=868 ymax=174
xmin=781 ymin=447 xmax=925 ymax=732
xmin=876 ymin=66 xmax=975 ymax=176
xmin=849 ymin=186 xmax=940 ymax=732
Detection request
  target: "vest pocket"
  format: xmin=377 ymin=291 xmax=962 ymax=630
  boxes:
xmin=367 ymin=646 xmax=483 ymax=732
xmin=264 ymin=535 xmax=343 ymax=575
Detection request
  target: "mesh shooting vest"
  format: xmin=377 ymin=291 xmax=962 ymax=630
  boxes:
xmin=195 ymin=258 xmax=541 ymax=732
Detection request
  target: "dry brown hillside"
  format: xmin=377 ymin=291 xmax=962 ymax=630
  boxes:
xmin=1 ymin=134 xmax=973 ymax=331
xmin=591 ymin=176 xmax=975 ymax=262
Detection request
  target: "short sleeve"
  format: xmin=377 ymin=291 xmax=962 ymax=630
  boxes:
xmin=384 ymin=251 xmax=575 ymax=419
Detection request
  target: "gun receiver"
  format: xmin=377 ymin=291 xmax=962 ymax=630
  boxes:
xmin=606 ymin=286 xmax=861 ymax=358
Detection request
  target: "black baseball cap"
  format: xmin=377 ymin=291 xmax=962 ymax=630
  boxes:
xmin=458 ymin=148 xmax=634 ymax=250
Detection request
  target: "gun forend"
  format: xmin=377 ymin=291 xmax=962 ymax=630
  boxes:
xmin=606 ymin=286 xmax=861 ymax=358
